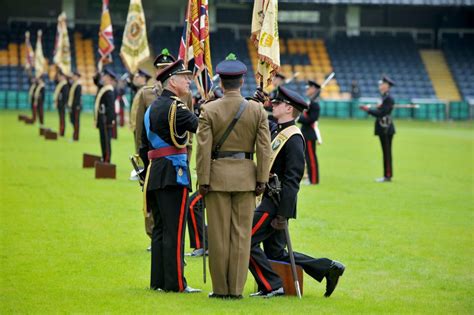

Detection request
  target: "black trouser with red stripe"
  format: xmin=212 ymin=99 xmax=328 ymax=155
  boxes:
xmin=187 ymin=192 xmax=207 ymax=250
xmin=37 ymin=103 xmax=44 ymax=125
xmin=249 ymin=201 xmax=332 ymax=293
xmin=58 ymin=106 xmax=66 ymax=136
xmin=305 ymin=140 xmax=319 ymax=184
xmin=379 ymin=134 xmax=393 ymax=179
xmin=99 ymin=126 xmax=112 ymax=163
xmin=148 ymin=187 xmax=188 ymax=292
xmin=69 ymin=107 xmax=80 ymax=141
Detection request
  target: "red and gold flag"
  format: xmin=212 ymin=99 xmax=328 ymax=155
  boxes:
xmin=24 ymin=31 xmax=34 ymax=72
xmin=35 ymin=30 xmax=46 ymax=78
xmin=98 ymin=0 xmax=115 ymax=68
xmin=53 ymin=12 xmax=72 ymax=75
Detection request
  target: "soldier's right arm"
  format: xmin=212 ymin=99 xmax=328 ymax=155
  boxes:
xmin=255 ymin=105 xmax=271 ymax=184
xmin=196 ymin=107 xmax=213 ymax=186
xmin=368 ymin=96 xmax=394 ymax=117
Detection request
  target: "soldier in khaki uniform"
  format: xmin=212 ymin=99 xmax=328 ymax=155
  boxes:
xmin=196 ymin=54 xmax=271 ymax=299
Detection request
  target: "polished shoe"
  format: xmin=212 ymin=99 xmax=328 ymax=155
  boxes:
xmin=183 ymin=286 xmax=201 ymax=293
xmin=227 ymin=294 xmax=243 ymax=300
xmin=208 ymin=292 xmax=227 ymax=299
xmin=185 ymin=248 xmax=208 ymax=257
xmin=324 ymin=260 xmax=345 ymax=297
xmin=250 ymin=287 xmax=284 ymax=298
xmin=375 ymin=177 xmax=391 ymax=183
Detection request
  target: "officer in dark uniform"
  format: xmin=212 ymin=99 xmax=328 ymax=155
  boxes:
xmin=94 ymin=68 xmax=116 ymax=163
xmin=139 ymin=59 xmax=200 ymax=293
xmin=359 ymin=76 xmax=396 ymax=182
xmin=299 ymin=80 xmax=321 ymax=184
xmin=34 ymin=76 xmax=46 ymax=126
xmin=28 ymin=77 xmax=38 ymax=122
xmin=249 ymin=86 xmax=345 ymax=298
xmin=54 ymin=70 xmax=70 ymax=137
xmin=67 ymin=70 xmax=82 ymax=141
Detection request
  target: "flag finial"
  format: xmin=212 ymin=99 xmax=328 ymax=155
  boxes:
xmin=225 ymin=53 xmax=237 ymax=61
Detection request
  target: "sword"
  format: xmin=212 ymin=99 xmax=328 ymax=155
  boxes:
xmin=321 ymin=72 xmax=335 ymax=89
xmin=284 ymin=222 xmax=302 ymax=299
xmin=202 ymin=195 xmax=207 ymax=283
xmin=129 ymin=155 xmax=144 ymax=187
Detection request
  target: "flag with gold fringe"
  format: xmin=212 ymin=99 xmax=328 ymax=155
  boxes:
xmin=35 ymin=30 xmax=46 ymax=78
xmin=120 ymin=0 xmax=150 ymax=74
xmin=179 ymin=0 xmax=213 ymax=98
xmin=24 ymin=31 xmax=34 ymax=73
xmin=251 ymin=0 xmax=280 ymax=88
xmin=98 ymin=0 xmax=115 ymax=68
xmin=53 ymin=12 xmax=72 ymax=75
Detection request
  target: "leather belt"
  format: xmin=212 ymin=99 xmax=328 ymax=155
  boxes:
xmin=214 ymin=151 xmax=253 ymax=160
xmin=148 ymin=147 xmax=187 ymax=160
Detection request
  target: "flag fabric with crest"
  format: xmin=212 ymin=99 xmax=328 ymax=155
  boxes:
xmin=120 ymin=0 xmax=150 ymax=74
xmin=24 ymin=31 xmax=35 ymax=72
xmin=179 ymin=0 xmax=213 ymax=98
xmin=98 ymin=0 xmax=115 ymax=67
xmin=251 ymin=0 xmax=280 ymax=88
xmin=53 ymin=12 xmax=72 ymax=75
xmin=35 ymin=30 xmax=46 ymax=78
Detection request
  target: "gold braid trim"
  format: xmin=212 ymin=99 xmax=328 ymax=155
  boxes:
xmin=168 ymin=101 xmax=189 ymax=149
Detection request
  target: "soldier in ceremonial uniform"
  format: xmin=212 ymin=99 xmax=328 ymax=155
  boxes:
xmin=139 ymin=60 xmax=200 ymax=293
xmin=249 ymin=86 xmax=345 ymax=298
xmin=130 ymin=49 xmax=176 ymax=154
xmin=196 ymin=54 xmax=271 ymax=299
xmin=299 ymin=80 xmax=321 ymax=185
xmin=28 ymin=78 xmax=38 ymax=122
xmin=359 ymin=76 xmax=396 ymax=182
xmin=67 ymin=71 xmax=82 ymax=141
xmin=94 ymin=68 xmax=116 ymax=163
xmin=34 ymin=76 xmax=45 ymax=126
xmin=54 ymin=70 xmax=69 ymax=136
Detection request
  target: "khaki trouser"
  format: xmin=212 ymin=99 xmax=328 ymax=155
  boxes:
xmin=205 ymin=191 xmax=255 ymax=296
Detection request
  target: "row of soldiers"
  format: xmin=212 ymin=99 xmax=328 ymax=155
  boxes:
xmin=28 ymin=69 xmax=82 ymax=141
xmin=128 ymin=50 xmax=346 ymax=299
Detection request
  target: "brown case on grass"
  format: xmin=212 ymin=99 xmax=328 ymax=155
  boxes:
xmin=83 ymin=154 xmax=102 ymax=168
xmin=269 ymin=260 xmax=304 ymax=296
xmin=44 ymin=130 xmax=58 ymax=140
xmin=95 ymin=161 xmax=116 ymax=179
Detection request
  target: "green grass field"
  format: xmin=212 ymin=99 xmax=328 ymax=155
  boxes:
xmin=1 ymin=111 xmax=473 ymax=314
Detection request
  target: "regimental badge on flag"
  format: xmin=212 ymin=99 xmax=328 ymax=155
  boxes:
xmin=24 ymin=31 xmax=35 ymax=71
xmin=35 ymin=30 xmax=46 ymax=78
xmin=98 ymin=0 xmax=115 ymax=67
xmin=53 ymin=12 xmax=72 ymax=75
xmin=251 ymin=0 xmax=280 ymax=88
xmin=179 ymin=0 xmax=213 ymax=99
xmin=120 ymin=0 xmax=150 ymax=74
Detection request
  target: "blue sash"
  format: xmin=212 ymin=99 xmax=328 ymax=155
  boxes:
xmin=144 ymin=108 xmax=189 ymax=186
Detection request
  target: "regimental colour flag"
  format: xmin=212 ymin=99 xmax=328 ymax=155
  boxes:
xmin=120 ymin=0 xmax=150 ymax=74
xmin=98 ymin=0 xmax=115 ymax=67
xmin=251 ymin=0 xmax=280 ymax=88
xmin=53 ymin=12 xmax=72 ymax=75
xmin=35 ymin=30 xmax=46 ymax=78
xmin=24 ymin=31 xmax=35 ymax=71
xmin=179 ymin=0 xmax=213 ymax=98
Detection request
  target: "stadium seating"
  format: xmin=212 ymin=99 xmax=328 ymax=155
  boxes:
xmin=442 ymin=34 xmax=474 ymax=100
xmin=326 ymin=33 xmax=436 ymax=100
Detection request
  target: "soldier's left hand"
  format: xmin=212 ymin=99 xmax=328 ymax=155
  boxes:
xmin=270 ymin=215 xmax=287 ymax=230
xmin=255 ymin=182 xmax=266 ymax=196
xmin=359 ymin=105 xmax=369 ymax=112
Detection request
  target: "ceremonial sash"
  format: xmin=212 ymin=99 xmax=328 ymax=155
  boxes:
xmin=33 ymin=82 xmax=45 ymax=105
xmin=53 ymin=80 xmax=68 ymax=109
xmin=94 ymin=84 xmax=114 ymax=123
xmin=269 ymin=125 xmax=304 ymax=170
xmin=67 ymin=81 xmax=79 ymax=108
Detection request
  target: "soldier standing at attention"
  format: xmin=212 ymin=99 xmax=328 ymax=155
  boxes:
xmin=139 ymin=60 xmax=200 ymax=293
xmin=359 ymin=76 xmax=396 ymax=182
xmin=299 ymin=80 xmax=321 ymax=185
xmin=196 ymin=54 xmax=271 ymax=299
xmin=67 ymin=71 xmax=82 ymax=141
xmin=54 ymin=69 xmax=69 ymax=137
xmin=34 ymin=76 xmax=45 ymax=126
xmin=28 ymin=77 xmax=38 ymax=122
xmin=248 ymin=86 xmax=345 ymax=298
xmin=94 ymin=68 xmax=116 ymax=163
